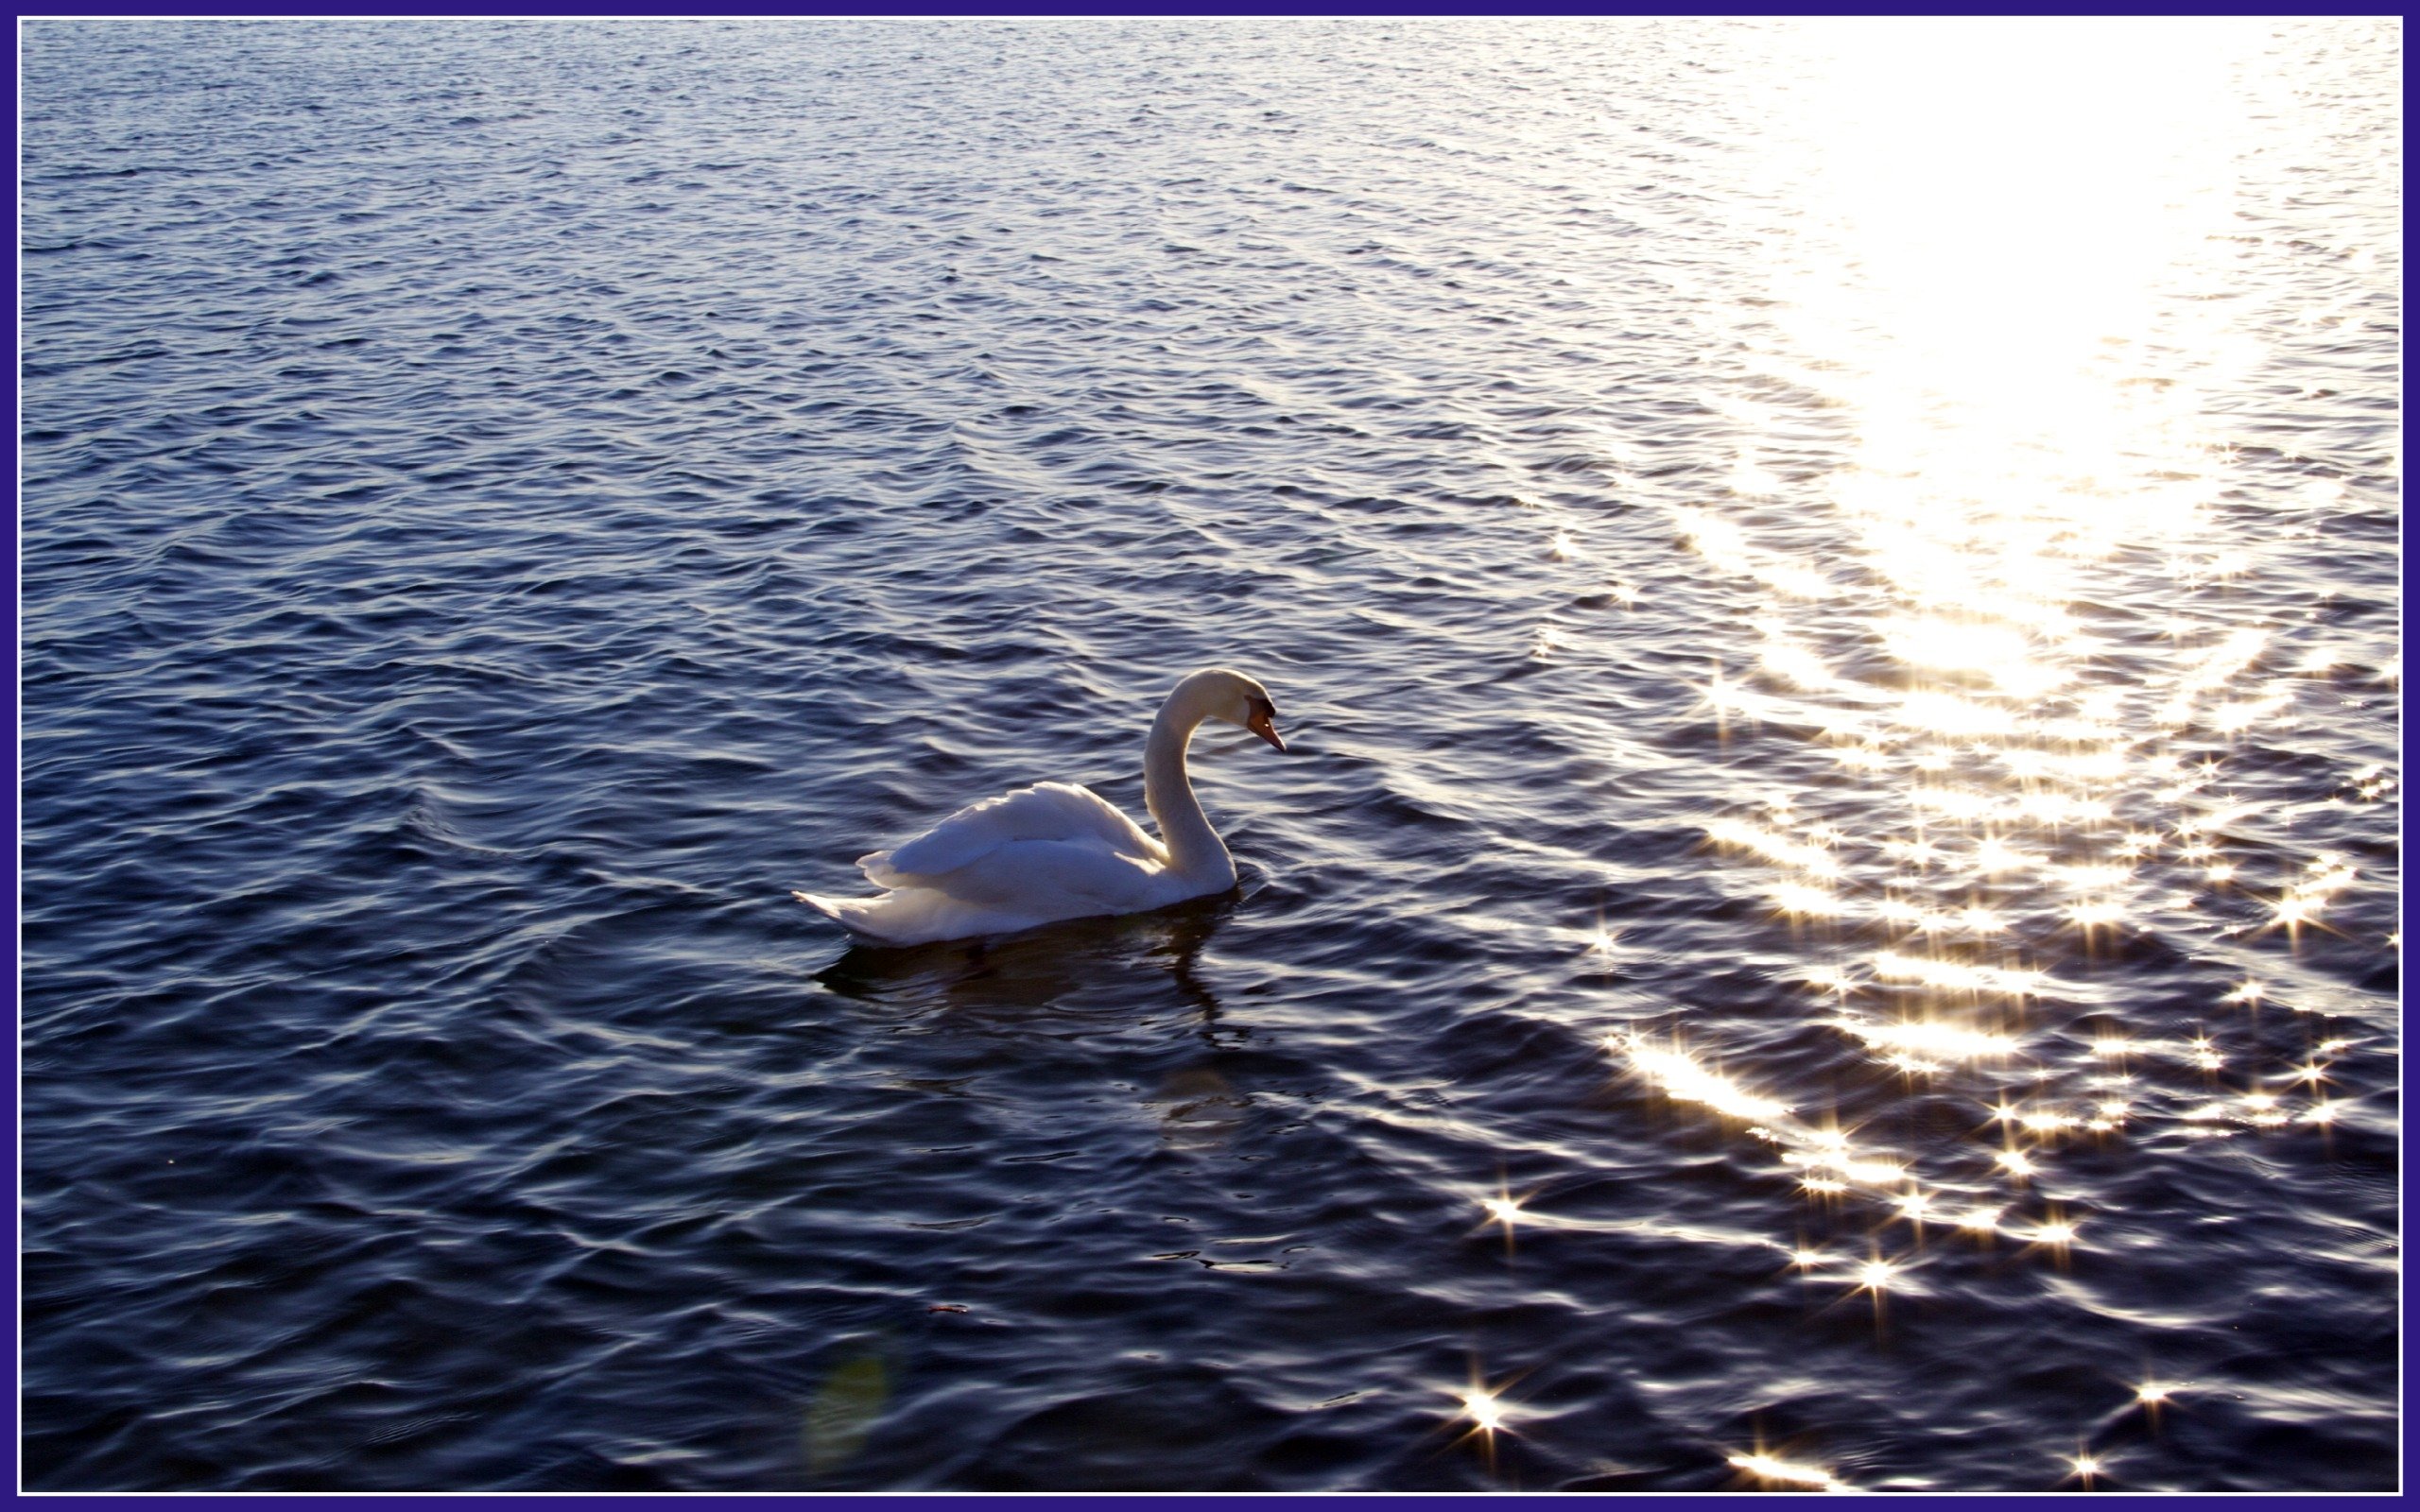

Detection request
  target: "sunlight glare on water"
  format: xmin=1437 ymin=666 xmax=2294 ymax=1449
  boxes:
xmin=1561 ymin=13 xmax=2397 ymax=1428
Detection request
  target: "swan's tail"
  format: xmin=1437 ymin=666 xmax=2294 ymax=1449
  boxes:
xmin=794 ymin=890 xmax=880 ymax=934
xmin=793 ymin=885 xmax=1020 ymax=948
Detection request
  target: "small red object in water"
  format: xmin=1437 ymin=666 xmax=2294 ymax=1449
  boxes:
xmin=927 ymin=1304 xmax=969 ymax=1314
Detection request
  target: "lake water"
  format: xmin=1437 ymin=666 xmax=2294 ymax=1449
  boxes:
xmin=19 ymin=18 xmax=2401 ymax=1492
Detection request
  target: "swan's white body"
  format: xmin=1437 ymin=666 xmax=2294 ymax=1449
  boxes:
xmin=796 ymin=668 xmax=1284 ymax=946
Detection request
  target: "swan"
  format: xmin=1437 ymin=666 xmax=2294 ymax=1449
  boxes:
xmin=794 ymin=668 xmax=1287 ymax=946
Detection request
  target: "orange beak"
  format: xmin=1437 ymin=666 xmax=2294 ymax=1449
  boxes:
xmin=1247 ymin=709 xmax=1287 ymax=752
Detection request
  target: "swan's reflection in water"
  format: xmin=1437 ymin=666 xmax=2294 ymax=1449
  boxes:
xmin=814 ymin=890 xmax=1236 ymax=1025
xmin=814 ymin=892 xmax=1248 ymax=1151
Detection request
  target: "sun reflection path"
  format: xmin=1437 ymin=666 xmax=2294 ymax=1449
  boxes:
xmin=1500 ymin=19 xmax=2394 ymax=1487
xmin=1593 ymin=18 xmax=2397 ymax=1354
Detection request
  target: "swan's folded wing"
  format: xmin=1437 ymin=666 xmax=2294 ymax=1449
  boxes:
xmin=900 ymin=837 xmax=1163 ymax=912
xmin=874 ymin=781 xmax=1162 ymax=884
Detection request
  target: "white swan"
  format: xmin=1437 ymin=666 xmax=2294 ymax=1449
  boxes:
xmin=795 ymin=668 xmax=1287 ymax=946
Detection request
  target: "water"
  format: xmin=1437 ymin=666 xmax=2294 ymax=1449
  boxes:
xmin=19 ymin=18 xmax=2400 ymax=1492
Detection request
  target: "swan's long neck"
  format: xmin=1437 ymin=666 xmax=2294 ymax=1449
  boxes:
xmin=1144 ymin=693 xmax=1234 ymax=885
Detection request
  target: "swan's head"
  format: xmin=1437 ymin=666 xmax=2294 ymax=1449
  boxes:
xmin=1182 ymin=668 xmax=1287 ymax=753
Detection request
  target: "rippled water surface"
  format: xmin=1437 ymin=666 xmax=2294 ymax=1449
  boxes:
xmin=21 ymin=18 xmax=2401 ymax=1492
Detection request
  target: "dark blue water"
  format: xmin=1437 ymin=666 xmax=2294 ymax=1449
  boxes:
xmin=20 ymin=18 xmax=2400 ymax=1492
